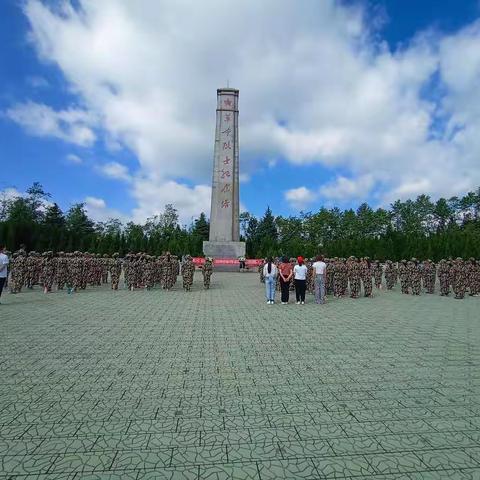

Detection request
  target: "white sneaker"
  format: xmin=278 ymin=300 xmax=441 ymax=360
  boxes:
xmin=296 ymin=301 xmax=300 ymax=305
xmin=282 ymin=302 xmax=287 ymax=305
xmin=301 ymin=301 xmax=305 ymax=305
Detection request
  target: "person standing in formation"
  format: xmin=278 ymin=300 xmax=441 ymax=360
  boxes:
xmin=384 ymin=260 xmax=397 ymax=290
xmin=312 ymin=255 xmax=327 ymax=304
xmin=360 ymin=257 xmax=373 ymax=298
xmin=42 ymin=251 xmax=56 ymax=294
xmin=0 ymin=245 xmax=9 ymax=304
xmin=422 ymin=259 xmax=436 ymax=294
xmin=278 ymin=256 xmax=293 ymax=305
xmin=263 ymin=257 xmax=277 ymax=304
xmin=109 ymin=253 xmax=122 ymax=290
xmin=294 ymin=256 xmax=308 ymax=305
xmin=372 ymin=260 xmax=383 ymax=289
xmin=181 ymin=255 xmax=195 ymax=291
xmin=451 ymin=257 xmax=467 ymax=299
xmin=201 ymin=257 xmax=213 ymax=289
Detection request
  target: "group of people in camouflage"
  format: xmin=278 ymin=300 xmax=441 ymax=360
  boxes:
xmin=259 ymin=257 xmax=479 ymax=300
xmin=5 ymin=250 xmax=214 ymax=294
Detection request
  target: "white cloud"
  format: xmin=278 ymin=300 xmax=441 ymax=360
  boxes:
xmin=319 ymin=175 xmax=375 ymax=202
xmin=0 ymin=187 xmax=23 ymax=202
xmin=285 ymin=186 xmax=317 ymax=209
xmin=10 ymin=0 xmax=480 ymax=218
xmin=66 ymin=153 xmax=83 ymax=164
xmin=5 ymin=101 xmax=96 ymax=146
xmin=98 ymin=161 xmax=131 ymax=182
xmin=84 ymin=196 xmax=128 ymax=222
xmin=131 ymin=179 xmax=211 ymax=224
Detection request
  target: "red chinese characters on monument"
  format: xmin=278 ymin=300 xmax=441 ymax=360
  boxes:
xmin=218 ymin=96 xmax=235 ymax=210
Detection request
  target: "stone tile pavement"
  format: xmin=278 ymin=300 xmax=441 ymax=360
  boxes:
xmin=1 ymin=272 xmax=480 ymax=479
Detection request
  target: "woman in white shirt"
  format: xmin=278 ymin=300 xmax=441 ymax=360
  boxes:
xmin=294 ymin=256 xmax=308 ymax=304
xmin=312 ymin=255 xmax=327 ymax=304
xmin=263 ymin=257 xmax=277 ymax=304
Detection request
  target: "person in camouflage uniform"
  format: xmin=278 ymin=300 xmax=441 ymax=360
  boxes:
xmin=451 ymin=257 xmax=467 ymax=299
xmin=162 ymin=252 xmax=176 ymax=290
xmin=181 ymin=255 xmax=195 ymax=291
xmin=438 ymin=259 xmax=450 ymax=296
xmin=422 ymin=259 xmax=436 ymax=294
xmin=347 ymin=257 xmax=361 ymax=299
xmin=42 ymin=251 xmax=56 ymax=293
xmin=360 ymin=258 xmax=373 ymax=297
xmin=306 ymin=259 xmax=315 ymax=295
xmin=372 ymin=260 xmax=383 ymax=289
xmin=25 ymin=251 xmax=38 ymax=289
xmin=407 ymin=258 xmax=421 ymax=295
xmin=10 ymin=251 xmax=25 ymax=294
xmin=109 ymin=253 xmax=122 ymax=290
xmin=398 ymin=260 xmax=409 ymax=294
xmin=55 ymin=252 xmax=68 ymax=290
xmin=33 ymin=252 xmax=42 ymax=286
xmin=384 ymin=260 xmax=396 ymax=290
xmin=101 ymin=254 xmax=110 ymax=284
xmin=468 ymin=259 xmax=480 ymax=296
xmin=333 ymin=258 xmax=343 ymax=297
xmin=143 ymin=255 xmax=156 ymax=290
xmin=259 ymin=259 xmax=265 ymax=284
xmin=202 ymin=257 xmax=213 ymax=289
xmin=123 ymin=254 xmax=134 ymax=290
xmin=326 ymin=259 xmax=335 ymax=295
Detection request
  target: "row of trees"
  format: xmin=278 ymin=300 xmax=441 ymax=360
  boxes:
xmin=1 ymin=182 xmax=480 ymax=260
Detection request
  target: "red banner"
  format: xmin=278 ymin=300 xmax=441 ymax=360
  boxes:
xmin=193 ymin=258 xmax=263 ymax=267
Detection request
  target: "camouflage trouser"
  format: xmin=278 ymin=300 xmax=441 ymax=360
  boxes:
xmin=203 ymin=272 xmax=212 ymax=289
xmin=453 ymin=280 xmax=466 ymax=299
xmin=385 ymin=274 xmax=395 ymax=290
xmin=349 ymin=278 xmax=360 ymax=298
xmin=411 ymin=277 xmax=421 ymax=295
xmin=439 ymin=275 xmax=450 ymax=296
xmin=362 ymin=276 xmax=372 ymax=296
xmin=424 ymin=274 xmax=435 ymax=294
xmin=400 ymin=278 xmax=409 ymax=294
xmin=334 ymin=275 xmax=343 ymax=296
xmin=183 ymin=274 xmax=193 ymax=291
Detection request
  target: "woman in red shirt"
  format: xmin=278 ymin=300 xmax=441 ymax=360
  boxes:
xmin=278 ymin=256 xmax=293 ymax=304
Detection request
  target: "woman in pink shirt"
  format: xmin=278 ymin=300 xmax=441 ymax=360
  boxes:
xmin=278 ymin=256 xmax=293 ymax=304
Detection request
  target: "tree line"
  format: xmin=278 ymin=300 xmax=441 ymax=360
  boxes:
xmin=1 ymin=182 xmax=480 ymax=260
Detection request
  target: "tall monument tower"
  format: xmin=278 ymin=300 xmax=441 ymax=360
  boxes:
xmin=203 ymin=88 xmax=246 ymax=258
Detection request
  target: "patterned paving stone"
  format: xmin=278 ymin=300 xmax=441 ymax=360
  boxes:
xmin=1 ymin=272 xmax=479 ymax=478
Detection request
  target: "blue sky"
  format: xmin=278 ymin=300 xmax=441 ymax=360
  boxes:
xmin=1 ymin=0 xmax=480 ymax=224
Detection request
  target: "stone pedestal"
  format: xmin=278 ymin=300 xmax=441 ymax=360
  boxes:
xmin=203 ymin=241 xmax=245 ymax=259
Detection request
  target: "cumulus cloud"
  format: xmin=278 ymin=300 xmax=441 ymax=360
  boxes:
xmin=98 ymin=161 xmax=132 ymax=182
xmin=5 ymin=101 xmax=96 ymax=146
xmin=8 ymin=0 xmax=480 ymax=218
xmin=84 ymin=195 xmax=128 ymax=222
xmin=319 ymin=175 xmax=375 ymax=202
xmin=131 ymin=179 xmax=211 ymax=224
xmin=285 ymin=186 xmax=317 ymax=209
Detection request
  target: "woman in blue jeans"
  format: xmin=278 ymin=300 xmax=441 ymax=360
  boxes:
xmin=263 ymin=257 xmax=278 ymax=304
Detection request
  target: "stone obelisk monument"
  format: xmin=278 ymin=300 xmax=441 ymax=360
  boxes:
xmin=203 ymin=88 xmax=246 ymax=258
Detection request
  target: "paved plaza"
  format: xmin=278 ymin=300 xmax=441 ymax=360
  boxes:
xmin=1 ymin=272 xmax=480 ymax=479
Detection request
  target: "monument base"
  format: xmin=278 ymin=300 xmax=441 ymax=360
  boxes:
xmin=203 ymin=241 xmax=246 ymax=259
